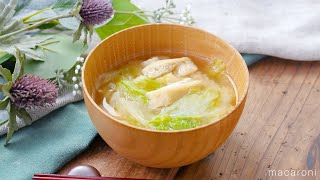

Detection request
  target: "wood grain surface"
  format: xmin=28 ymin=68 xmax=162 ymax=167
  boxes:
xmin=60 ymin=57 xmax=320 ymax=180
xmin=58 ymin=136 xmax=178 ymax=180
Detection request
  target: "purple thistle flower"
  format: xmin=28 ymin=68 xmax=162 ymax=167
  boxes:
xmin=10 ymin=75 xmax=58 ymax=109
xmin=79 ymin=0 xmax=114 ymax=26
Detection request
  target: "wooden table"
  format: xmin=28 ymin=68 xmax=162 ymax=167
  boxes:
xmin=59 ymin=57 xmax=320 ymax=179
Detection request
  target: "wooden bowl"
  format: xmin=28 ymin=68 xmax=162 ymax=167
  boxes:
xmin=82 ymin=24 xmax=249 ymax=168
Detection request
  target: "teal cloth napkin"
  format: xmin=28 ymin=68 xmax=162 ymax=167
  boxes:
xmin=242 ymin=54 xmax=266 ymax=65
xmin=0 ymin=54 xmax=265 ymax=180
xmin=0 ymin=102 xmax=96 ymax=180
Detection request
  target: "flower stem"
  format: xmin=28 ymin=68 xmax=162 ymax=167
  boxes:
xmin=0 ymin=13 xmax=74 ymax=40
xmin=22 ymin=7 xmax=53 ymax=23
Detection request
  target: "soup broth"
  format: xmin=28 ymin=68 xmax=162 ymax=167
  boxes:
xmin=94 ymin=55 xmax=237 ymax=131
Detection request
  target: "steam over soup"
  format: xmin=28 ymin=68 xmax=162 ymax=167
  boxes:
xmin=94 ymin=56 xmax=237 ymax=130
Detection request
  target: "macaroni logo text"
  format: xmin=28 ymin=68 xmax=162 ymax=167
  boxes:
xmin=267 ymin=169 xmax=317 ymax=177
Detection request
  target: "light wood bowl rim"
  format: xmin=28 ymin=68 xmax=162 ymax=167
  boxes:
xmin=82 ymin=23 xmax=249 ymax=134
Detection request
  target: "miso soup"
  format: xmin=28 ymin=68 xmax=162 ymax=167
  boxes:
xmin=94 ymin=56 xmax=237 ymax=131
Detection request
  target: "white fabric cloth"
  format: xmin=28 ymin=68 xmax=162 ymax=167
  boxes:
xmin=133 ymin=0 xmax=320 ymax=60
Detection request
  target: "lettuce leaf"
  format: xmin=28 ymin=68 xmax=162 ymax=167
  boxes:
xmin=161 ymin=90 xmax=220 ymax=117
xmin=134 ymin=76 xmax=162 ymax=91
xmin=212 ymin=59 xmax=226 ymax=74
xmin=149 ymin=116 xmax=201 ymax=130
xmin=117 ymin=80 xmax=148 ymax=103
xmin=117 ymin=76 xmax=162 ymax=103
xmin=149 ymin=90 xmax=222 ymax=130
xmin=115 ymin=94 xmax=153 ymax=127
xmin=207 ymin=59 xmax=226 ymax=77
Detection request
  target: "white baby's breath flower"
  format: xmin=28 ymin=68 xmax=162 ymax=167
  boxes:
xmin=54 ymin=57 xmax=84 ymax=96
xmin=71 ymin=56 xmax=85 ymax=96
xmin=178 ymin=4 xmax=195 ymax=26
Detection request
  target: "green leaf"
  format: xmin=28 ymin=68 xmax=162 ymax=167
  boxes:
xmin=0 ymin=96 xmax=9 ymax=110
xmin=15 ymin=0 xmax=32 ymax=14
xmin=15 ymin=108 xmax=32 ymax=125
xmin=148 ymin=90 xmax=223 ymax=130
xmin=0 ymin=0 xmax=24 ymax=43
xmin=0 ymin=65 xmax=12 ymax=82
xmin=5 ymin=103 xmax=17 ymax=145
xmin=117 ymin=80 xmax=148 ymax=104
xmin=161 ymin=90 xmax=221 ymax=118
xmin=15 ymin=1 xmax=56 ymax=18
xmin=22 ymin=8 xmax=54 ymax=23
xmin=207 ymin=59 xmax=226 ymax=77
xmin=18 ymin=0 xmax=78 ymax=29
xmin=12 ymin=48 xmax=25 ymax=81
xmin=58 ymin=16 xmax=80 ymax=30
xmin=0 ymin=0 xmax=18 ymax=30
xmin=2 ymin=82 xmax=12 ymax=97
xmin=1 ymin=18 xmax=24 ymax=36
xmin=0 ymin=52 xmax=13 ymax=64
xmin=116 ymin=76 xmax=162 ymax=107
xmin=25 ymin=34 xmax=87 ymax=79
xmin=0 ymin=36 xmax=53 ymax=61
xmin=52 ymin=0 xmax=77 ymax=9
xmin=52 ymin=0 xmax=79 ymax=30
xmin=149 ymin=116 xmax=201 ymax=130
xmin=134 ymin=76 xmax=162 ymax=91
xmin=95 ymin=0 xmax=148 ymax=39
xmin=37 ymin=21 xmax=59 ymax=29
xmin=73 ymin=22 xmax=84 ymax=42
